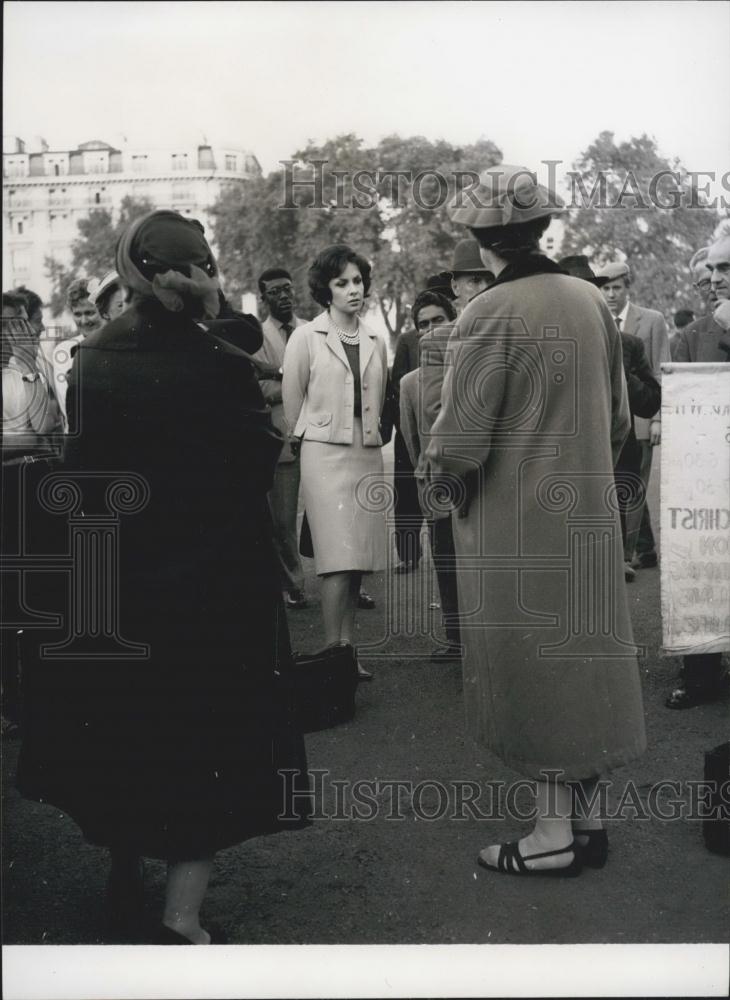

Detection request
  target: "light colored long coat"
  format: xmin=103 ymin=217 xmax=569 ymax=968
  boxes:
xmin=427 ymin=272 xmax=647 ymax=780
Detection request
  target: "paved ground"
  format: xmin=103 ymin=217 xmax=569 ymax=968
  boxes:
xmin=2 ymin=449 xmax=728 ymax=947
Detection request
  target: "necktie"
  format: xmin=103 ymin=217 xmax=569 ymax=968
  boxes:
xmin=282 ymin=323 xmax=293 ymax=340
xmin=615 ymin=317 xmax=622 ymax=331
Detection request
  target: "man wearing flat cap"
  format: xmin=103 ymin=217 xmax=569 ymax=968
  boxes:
xmin=596 ymin=260 xmax=670 ymax=571
xmin=449 ymin=239 xmax=494 ymax=313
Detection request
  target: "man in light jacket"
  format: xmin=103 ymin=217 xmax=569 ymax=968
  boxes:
xmin=597 ymin=261 xmax=670 ymax=570
xmin=252 ymin=268 xmax=307 ymax=609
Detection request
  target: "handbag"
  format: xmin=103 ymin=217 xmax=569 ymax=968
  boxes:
xmin=299 ymin=510 xmax=314 ymax=559
xmin=703 ymin=742 xmax=730 ymax=856
xmin=276 ymin=642 xmax=358 ymax=733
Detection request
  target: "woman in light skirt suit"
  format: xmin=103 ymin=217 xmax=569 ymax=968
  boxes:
xmin=283 ymin=245 xmax=388 ymax=679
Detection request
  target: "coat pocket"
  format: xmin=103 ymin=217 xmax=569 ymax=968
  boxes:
xmin=306 ymin=411 xmax=333 ymax=441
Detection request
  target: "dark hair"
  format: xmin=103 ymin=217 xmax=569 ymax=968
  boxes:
xmin=673 ymin=308 xmax=695 ymax=329
xmin=258 ymin=267 xmax=292 ymax=295
xmin=308 ymin=244 xmax=372 ymax=307
xmin=66 ymin=277 xmax=92 ymax=310
xmin=412 ymin=290 xmax=457 ymax=327
xmin=12 ymin=285 xmax=43 ymax=318
xmin=469 ymin=217 xmax=551 ymax=260
xmin=2 ymin=291 xmax=29 ymax=316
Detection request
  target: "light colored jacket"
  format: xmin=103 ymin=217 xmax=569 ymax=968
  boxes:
xmin=252 ymin=314 xmax=304 ymax=463
xmin=282 ymin=311 xmax=387 ymax=446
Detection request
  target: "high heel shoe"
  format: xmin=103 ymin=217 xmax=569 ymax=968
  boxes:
xmin=573 ymin=828 xmax=608 ymax=868
xmin=356 ymin=661 xmax=373 ymax=682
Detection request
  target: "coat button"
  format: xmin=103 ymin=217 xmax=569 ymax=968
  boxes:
xmin=364 ymin=405 xmax=370 ymax=411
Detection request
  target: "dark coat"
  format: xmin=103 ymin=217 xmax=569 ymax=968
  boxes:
xmin=17 ymin=299 xmax=310 ymax=859
xmin=391 ymin=329 xmax=422 ymax=471
xmin=616 ymin=332 xmax=662 ymax=474
xmin=671 ymin=313 xmax=728 ymax=364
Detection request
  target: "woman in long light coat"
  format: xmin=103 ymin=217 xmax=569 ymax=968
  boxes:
xmin=427 ymin=166 xmax=646 ymax=876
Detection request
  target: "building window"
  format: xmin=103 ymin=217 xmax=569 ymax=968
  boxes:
xmin=172 ymin=182 xmax=193 ymax=202
xmin=5 ymin=160 xmax=27 ymax=178
xmin=12 ymin=248 xmax=30 ymax=273
xmin=17 ymin=220 xmax=24 ymax=235
xmin=225 ymin=154 xmax=237 ymax=171
xmin=95 ymin=191 xmax=101 ymax=204
xmin=131 ymin=155 xmax=148 ymax=172
xmin=171 ymin=153 xmax=188 ymax=171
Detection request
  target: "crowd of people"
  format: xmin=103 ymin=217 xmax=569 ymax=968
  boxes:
xmin=2 ymin=166 xmax=729 ymax=940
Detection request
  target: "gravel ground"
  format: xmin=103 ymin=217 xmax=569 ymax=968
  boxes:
xmin=3 ymin=448 xmax=728 ymax=956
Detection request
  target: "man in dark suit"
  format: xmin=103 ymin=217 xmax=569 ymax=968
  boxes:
xmin=597 ymin=261 xmax=670 ymax=569
xmin=615 ymin=334 xmax=661 ymax=582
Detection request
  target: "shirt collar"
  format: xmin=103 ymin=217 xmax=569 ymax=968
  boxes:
xmin=270 ymin=314 xmax=296 ymax=334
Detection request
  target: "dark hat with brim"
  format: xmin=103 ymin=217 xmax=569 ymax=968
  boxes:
xmin=558 ymin=255 xmax=598 ymax=284
xmin=450 ymin=239 xmax=491 ymax=275
xmin=425 ymin=272 xmax=457 ymax=300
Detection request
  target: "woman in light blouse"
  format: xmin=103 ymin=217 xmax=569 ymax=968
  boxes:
xmin=283 ymin=245 xmax=388 ymax=679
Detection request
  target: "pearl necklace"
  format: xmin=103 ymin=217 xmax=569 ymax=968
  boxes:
xmin=330 ymin=315 xmax=360 ymax=345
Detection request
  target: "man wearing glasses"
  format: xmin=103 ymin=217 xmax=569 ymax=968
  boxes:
xmin=665 ymin=236 xmax=730 ymax=709
xmin=672 ymin=246 xmax=727 ymax=364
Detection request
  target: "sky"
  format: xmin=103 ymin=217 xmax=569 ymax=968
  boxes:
xmin=4 ymin=0 xmax=730 ymax=185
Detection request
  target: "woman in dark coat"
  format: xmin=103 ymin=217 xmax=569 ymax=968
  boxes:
xmin=427 ymin=166 xmax=646 ymax=877
xmin=17 ymin=210 xmax=310 ymax=943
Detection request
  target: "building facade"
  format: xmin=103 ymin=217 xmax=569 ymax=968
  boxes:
xmin=2 ymin=136 xmax=261 ymax=310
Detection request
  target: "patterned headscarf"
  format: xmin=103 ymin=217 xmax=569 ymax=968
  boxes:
xmin=116 ymin=210 xmax=220 ymax=319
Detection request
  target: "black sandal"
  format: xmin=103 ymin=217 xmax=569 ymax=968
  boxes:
xmin=478 ymin=840 xmax=583 ymax=877
xmin=573 ymin=828 xmax=608 ymax=868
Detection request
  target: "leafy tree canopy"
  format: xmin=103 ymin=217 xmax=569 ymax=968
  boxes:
xmin=211 ymin=134 xmax=502 ymax=343
xmin=45 ymin=196 xmax=154 ymax=316
xmin=561 ymin=131 xmax=720 ymax=315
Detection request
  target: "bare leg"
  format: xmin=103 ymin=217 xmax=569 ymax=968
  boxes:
xmin=480 ymin=781 xmax=576 ymax=871
xmin=163 ymin=857 xmax=214 ymax=944
xmin=320 ymin=572 xmax=352 ymax=647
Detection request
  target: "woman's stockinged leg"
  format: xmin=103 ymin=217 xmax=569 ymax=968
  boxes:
xmin=320 ymin=572 xmax=351 ymax=647
xmin=480 ymin=780 xmax=576 ymax=872
xmin=163 ymin=857 xmax=215 ymax=944
xmin=340 ymin=571 xmax=362 ymax=645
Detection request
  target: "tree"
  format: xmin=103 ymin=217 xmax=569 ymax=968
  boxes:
xmin=210 ymin=133 xmax=503 ymax=344
xmin=45 ymin=196 xmax=154 ymax=316
xmin=560 ymin=131 xmax=720 ymax=316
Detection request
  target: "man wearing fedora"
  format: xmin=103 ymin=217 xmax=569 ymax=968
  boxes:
xmin=449 ymin=239 xmax=494 ymax=313
xmin=557 ymin=255 xmax=600 ymax=284
xmin=596 ymin=261 xmax=670 ymax=571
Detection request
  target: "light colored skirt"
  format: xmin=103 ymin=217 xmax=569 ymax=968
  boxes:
xmin=301 ymin=419 xmax=388 ymax=575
